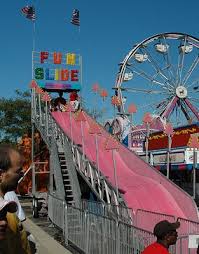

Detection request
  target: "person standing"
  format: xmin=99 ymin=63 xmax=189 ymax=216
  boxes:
xmin=0 ymin=144 xmax=31 ymax=254
xmin=141 ymin=220 xmax=180 ymax=254
xmin=69 ymin=90 xmax=80 ymax=110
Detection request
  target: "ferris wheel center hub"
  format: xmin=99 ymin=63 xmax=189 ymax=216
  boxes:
xmin=176 ymin=86 xmax=187 ymax=98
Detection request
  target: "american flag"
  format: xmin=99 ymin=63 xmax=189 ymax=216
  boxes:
xmin=21 ymin=6 xmax=36 ymax=21
xmin=71 ymin=9 xmax=80 ymax=26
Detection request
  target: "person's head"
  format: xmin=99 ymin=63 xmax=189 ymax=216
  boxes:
xmin=153 ymin=220 xmax=180 ymax=247
xmin=58 ymin=97 xmax=66 ymax=105
xmin=58 ymin=91 xmax=63 ymax=98
xmin=71 ymin=90 xmax=77 ymax=95
xmin=0 ymin=198 xmax=17 ymax=240
xmin=0 ymin=144 xmax=24 ymax=196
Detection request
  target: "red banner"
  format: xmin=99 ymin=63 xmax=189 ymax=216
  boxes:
xmin=148 ymin=124 xmax=199 ymax=150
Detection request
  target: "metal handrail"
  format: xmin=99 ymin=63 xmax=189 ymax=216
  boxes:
xmin=49 ymin=108 xmax=129 ymax=217
xmin=18 ymin=165 xmax=32 ymax=184
xmin=49 ymin=194 xmax=198 ymax=254
xmin=32 ymin=88 xmax=132 ymax=220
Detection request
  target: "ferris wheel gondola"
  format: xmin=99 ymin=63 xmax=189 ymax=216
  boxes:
xmin=115 ymin=32 xmax=199 ymax=127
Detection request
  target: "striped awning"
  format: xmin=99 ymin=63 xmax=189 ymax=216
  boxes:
xmin=155 ymin=164 xmax=198 ymax=171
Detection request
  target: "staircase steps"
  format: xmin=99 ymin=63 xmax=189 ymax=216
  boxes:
xmin=58 ymin=152 xmax=75 ymax=205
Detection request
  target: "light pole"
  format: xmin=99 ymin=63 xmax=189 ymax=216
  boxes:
xmin=29 ymin=80 xmax=37 ymax=119
xmin=128 ymin=104 xmax=137 ymax=125
xmin=111 ymin=95 xmax=121 ymax=138
xmin=127 ymin=104 xmax=137 ymax=150
xmin=41 ymin=92 xmax=51 ymax=136
xmin=89 ymin=122 xmax=102 ymax=176
xmin=35 ymin=86 xmax=44 ymax=126
xmin=75 ymin=111 xmax=87 ymax=159
xmin=164 ymin=123 xmax=174 ymax=179
xmin=105 ymin=136 xmax=120 ymax=199
xmin=29 ymin=80 xmax=38 ymax=198
xmin=100 ymin=89 xmax=108 ymax=101
xmin=92 ymin=83 xmax=100 ymax=119
xmin=65 ymin=104 xmax=75 ymax=144
xmin=100 ymin=89 xmax=108 ymax=123
xmin=188 ymin=134 xmax=199 ymax=199
xmin=142 ymin=112 xmax=153 ymax=163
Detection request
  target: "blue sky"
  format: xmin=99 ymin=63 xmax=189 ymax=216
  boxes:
xmin=1 ymin=0 xmax=199 ymax=123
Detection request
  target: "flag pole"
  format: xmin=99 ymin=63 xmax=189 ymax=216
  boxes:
xmin=32 ymin=22 xmax=36 ymax=80
xmin=80 ymin=55 xmax=83 ymax=109
xmin=193 ymin=148 xmax=197 ymax=199
xmin=78 ymin=14 xmax=82 ymax=109
xmin=32 ymin=0 xmax=36 ymax=52
xmin=33 ymin=21 xmax=36 ymax=52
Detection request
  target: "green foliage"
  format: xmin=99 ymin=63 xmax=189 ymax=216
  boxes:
xmin=0 ymin=90 xmax=31 ymax=144
xmin=81 ymin=96 xmax=107 ymax=123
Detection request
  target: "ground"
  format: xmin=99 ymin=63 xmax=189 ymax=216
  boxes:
xmin=20 ymin=197 xmax=81 ymax=254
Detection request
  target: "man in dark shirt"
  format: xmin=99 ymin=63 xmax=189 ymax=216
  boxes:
xmin=141 ymin=220 xmax=180 ymax=254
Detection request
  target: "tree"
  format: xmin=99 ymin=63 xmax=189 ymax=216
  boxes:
xmin=87 ymin=107 xmax=106 ymax=122
xmin=0 ymin=90 xmax=31 ymax=144
xmin=81 ymin=96 xmax=107 ymax=122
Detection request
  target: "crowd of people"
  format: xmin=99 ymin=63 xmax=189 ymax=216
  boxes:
xmin=50 ymin=90 xmax=80 ymax=112
xmin=0 ymin=144 xmax=199 ymax=253
xmin=0 ymin=91 xmax=80 ymax=253
xmin=0 ymin=99 xmax=198 ymax=254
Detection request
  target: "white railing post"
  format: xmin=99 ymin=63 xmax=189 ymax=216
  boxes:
xmin=38 ymin=94 xmax=42 ymax=126
xmin=85 ymin=211 xmax=89 ymax=253
xmin=116 ymin=221 xmax=120 ymax=254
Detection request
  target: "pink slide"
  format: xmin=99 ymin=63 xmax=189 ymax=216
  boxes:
xmin=52 ymin=110 xmax=199 ymax=228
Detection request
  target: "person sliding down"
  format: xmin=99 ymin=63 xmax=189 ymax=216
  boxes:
xmin=69 ymin=90 xmax=79 ymax=111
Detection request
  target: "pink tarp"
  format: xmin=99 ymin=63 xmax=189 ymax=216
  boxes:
xmin=52 ymin=111 xmax=199 ymax=227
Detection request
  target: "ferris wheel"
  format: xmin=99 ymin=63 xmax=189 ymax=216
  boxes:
xmin=115 ymin=32 xmax=199 ymax=127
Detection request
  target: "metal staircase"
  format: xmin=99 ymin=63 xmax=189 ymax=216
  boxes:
xmin=58 ymin=152 xmax=75 ymax=205
xmin=31 ymin=85 xmax=132 ymax=223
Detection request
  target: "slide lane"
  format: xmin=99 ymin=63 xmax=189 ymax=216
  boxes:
xmin=52 ymin=111 xmax=198 ymax=225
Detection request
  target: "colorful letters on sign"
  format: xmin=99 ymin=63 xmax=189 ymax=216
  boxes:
xmin=33 ymin=51 xmax=81 ymax=87
xmin=34 ymin=68 xmax=79 ymax=81
xmin=39 ymin=52 xmax=77 ymax=65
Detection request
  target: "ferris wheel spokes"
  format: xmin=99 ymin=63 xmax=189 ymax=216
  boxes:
xmin=139 ymin=97 xmax=170 ymax=114
xmin=120 ymin=87 xmax=168 ymax=95
xmin=115 ymin=32 xmax=199 ymax=126
xmin=184 ymin=98 xmax=199 ymax=120
xmin=189 ymin=97 xmax=199 ymax=103
xmin=162 ymin=35 xmax=176 ymax=82
xmin=182 ymin=55 xmax=199 ymax=86
xmin=126 ymin=65 xmax=173 ymax=89
xmin=180 ymin=100 xmax=192 ymax=121
xmin=140 ymin=47 xmax=176 ymax=89
xmin=177 ymin=36 xmax=188 ymax=85
xmin=186 ymin=79 xmax=199 ymax=90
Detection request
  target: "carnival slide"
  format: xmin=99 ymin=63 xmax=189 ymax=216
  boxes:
xmin=51 ymin=110 xmax=198 ymax=224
